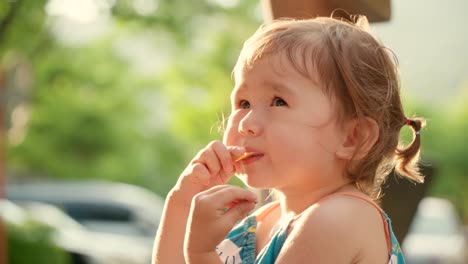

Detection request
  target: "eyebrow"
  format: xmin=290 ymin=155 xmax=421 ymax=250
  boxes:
xmin=230 ymin=83 xmax=246 ymax=102
xmin=262 ymin=80 xmax=296 ymax=96
xmin=230 ymin=80 xmax=296 ymax=102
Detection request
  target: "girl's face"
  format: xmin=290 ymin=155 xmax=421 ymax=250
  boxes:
xmin=223 ymin=54 xmax=346 ymax=192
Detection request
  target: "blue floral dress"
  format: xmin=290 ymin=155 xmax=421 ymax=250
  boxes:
xmin=216 ymin=192 xmax=405 ymax=264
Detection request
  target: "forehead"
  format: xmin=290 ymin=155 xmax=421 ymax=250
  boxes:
xmin=235 ymin=44 xmax=328 ymax=84
xmin=233 ymin=24 xmax=329 ymax=81
xmin=232 ymin=79 xmax=297 ymax=100
xmin=232 ymin=53 xmax=323 ymax=93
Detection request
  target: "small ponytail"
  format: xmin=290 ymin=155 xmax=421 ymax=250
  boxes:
xmin=395 ymin=118 xmax=426 ymax=183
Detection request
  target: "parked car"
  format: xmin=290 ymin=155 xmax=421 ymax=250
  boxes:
xmin=1 ymin=199 xmax=153 ymax=264
xmin=402 ymin=197 xmax=467 ymax=264
xmin=6 ymin=180 xmax=165 ymax=240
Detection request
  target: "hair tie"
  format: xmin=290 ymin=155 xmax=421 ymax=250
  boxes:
xmin=406 ymin=118 xmax=421 ymax=135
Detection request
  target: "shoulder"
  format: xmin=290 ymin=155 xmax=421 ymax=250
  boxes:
xmin=308 ymin=192 xmax=385 ymax=230
xmin=276 ymin=193 xmax=389 ymax=263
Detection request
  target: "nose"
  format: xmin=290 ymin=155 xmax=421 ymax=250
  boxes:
xmin=238 ymin=110 xmax=263 ymax=137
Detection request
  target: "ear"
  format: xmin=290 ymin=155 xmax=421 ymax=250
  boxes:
xmin=335 ymin=117 xmax=379 ymax=160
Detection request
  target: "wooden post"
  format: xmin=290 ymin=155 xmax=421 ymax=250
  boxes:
xmin=261 ymin=0 xmax=391 ymax=22
xmin=381 ymin=164 xmax=436 ymax=241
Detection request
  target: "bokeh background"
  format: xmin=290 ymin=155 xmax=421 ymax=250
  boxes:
xmin=1 ymin=0 xmax=467 ymax=263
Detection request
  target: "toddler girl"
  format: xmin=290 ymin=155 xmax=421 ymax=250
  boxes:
xmin=153 ymin=15 xmax=424 ymax=264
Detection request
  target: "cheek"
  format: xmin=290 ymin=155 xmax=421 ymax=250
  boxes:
xmin=271 ymin=123 xmax=338 ymax=159
xmin=307 ymin=125 xmax=342 ymax=157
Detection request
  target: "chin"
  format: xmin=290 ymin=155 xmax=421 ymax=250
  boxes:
xmin=235 ymin=173 xmax=275 ymax=189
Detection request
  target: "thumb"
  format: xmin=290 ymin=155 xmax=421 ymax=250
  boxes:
xmin=224 ymin=201 xmax=256 ymax=224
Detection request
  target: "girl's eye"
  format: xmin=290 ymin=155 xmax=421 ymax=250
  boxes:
xmin=272 ymin=97 xmax=287 ymax=107
xmin=239 ymin=100 xmax=250 ymax=109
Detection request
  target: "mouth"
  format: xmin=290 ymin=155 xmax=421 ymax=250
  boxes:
xmin=234 ymin=152 xmax=254 ymax=162
xmin=234 ymin=152 xmax=263 ymax=163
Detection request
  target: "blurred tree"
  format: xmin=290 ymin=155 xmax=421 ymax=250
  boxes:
xmin=429 ymin=87 xmax=468 ymax=222
xmin=1 ymin=0 xmax=260 ymax=196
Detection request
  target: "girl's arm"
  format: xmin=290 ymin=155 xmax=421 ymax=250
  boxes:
xmin=152 ymin=141 xmax=245 ymax=264
xmin=152 ymin=191 xmax=191 ymax=264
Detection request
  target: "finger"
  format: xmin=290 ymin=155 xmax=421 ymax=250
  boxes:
xmin=218 ymin=169 xmax=233 ymax=184
xmin=201 ymin=184 xmax=232 ymax=196
xmin=210 ymin=141 xmax=234 ymax=174
xmin=225 ymin=198 xmax=254 ymax=208
xmin=194 ymin=147 xmax=221 ymax=179
xmin=191 ymin=185 xmax=232 ymax=211
xmin=186 ymin=163 xmax=211 ymax=186
xmin=223 ymin=200 xmax=256 ymax=223
xmin=209 ymin=185 xmax=257 ymax=205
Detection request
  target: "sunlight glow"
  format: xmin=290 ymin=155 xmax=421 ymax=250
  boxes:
xmin=45 ymin=0 xmax=114 ymax=24
xmin=8 ymin=104 xmax=29 ymax=146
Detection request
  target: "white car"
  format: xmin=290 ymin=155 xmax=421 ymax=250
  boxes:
xmin=6 ymin=180 xmax=166 ymax=263
xmin=402 ymin=197 xmax=467 ymax=264
xmin=2 ymin=199 xmax=153 ymax=264
xmin=7 ymin=180 xmax=164 ymax=238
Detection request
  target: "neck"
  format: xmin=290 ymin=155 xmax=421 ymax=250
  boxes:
xmin=275 ymin=181 xmax=357 ymax=220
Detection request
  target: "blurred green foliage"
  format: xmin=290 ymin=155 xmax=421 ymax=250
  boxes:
xmin=401 ymin=87 xmax=468 ymax=222
xmin=1 ymin=0 xmax=260 ymax=196
xmin=0 ymin=0 xmax=467 ymax=222
xmin=7 ymin=220 xmax=71 ymax=264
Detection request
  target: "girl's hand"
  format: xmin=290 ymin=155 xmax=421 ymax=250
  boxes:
xmin=184 ymin=185 xmax=257 ymax=261
xmin=170 ymin=140 xmax=245 ymax=208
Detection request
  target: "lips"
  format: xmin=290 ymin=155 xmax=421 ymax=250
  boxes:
xmin=236 ymin=148 xmax=264 ymax=164
xmin=243 ymin=145 xmax=257 ymax=151
xmin=234 ymin=152 xmax=254 ymax=162
xmin=243 ymin=153 xmax=264 ymax=161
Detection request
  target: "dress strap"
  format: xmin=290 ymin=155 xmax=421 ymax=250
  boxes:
xmin=256 ymin=201 xmax=280 ymax=222
xmin=327 ymin=192 xmax=392 ymax=254
xmin=326 ymin=191 xmax=383 ymax=212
